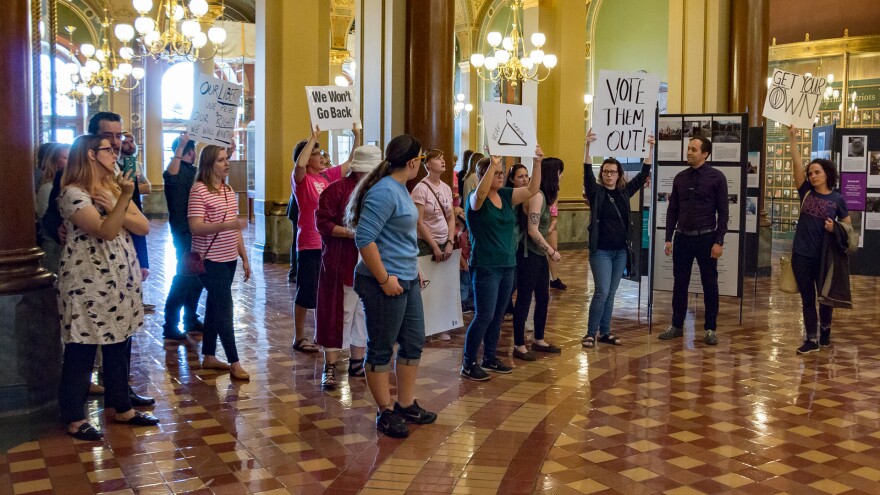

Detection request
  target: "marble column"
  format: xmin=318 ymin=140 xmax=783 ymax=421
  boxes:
xmin=0 ymin=0 xmax=62 ymax=440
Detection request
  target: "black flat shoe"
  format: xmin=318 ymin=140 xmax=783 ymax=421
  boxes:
xmin=116 ymin=411 xmax=160 ymax=426
xmin=531 ymin=342 xmax=562 ymax=354
xmin=68 ymin=423 xmax=103 ymax=441
xmin=129 ymin=391 xmax=156 ymax=407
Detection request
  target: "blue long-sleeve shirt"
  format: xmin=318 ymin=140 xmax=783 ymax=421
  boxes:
xmin=355 ymin=176 xmax=419 ymax=281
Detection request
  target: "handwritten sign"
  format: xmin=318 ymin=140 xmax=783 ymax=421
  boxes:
xmin=305 ymin=86 xmax=360 ymax=131
xmin=418 ymin=250 xmax=464 ymax=336
xmin=762 ymin=69 xmax=827 ymax=128
xmin=188 ymin=73 xmax=241 ymax=147
xmin=482 ymin=102 xmax=537 ymax=157
xmin=591 ymin=70 xmax=660 ymax=158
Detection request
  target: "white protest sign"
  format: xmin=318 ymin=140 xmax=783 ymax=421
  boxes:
xmin=591 ymin=70 xmax=660 ymax=158
xmin=188 ymin=73 xmax=241 ymax=147
xmin=762 ymin=69 xmax=827 ymax=128
xmin=305 ymin=86 xmax=360 ymax=131
xmin=418 ymin=250 xmax=464 ymax=336
xmin=482 ymin=102 xmax=537 ymax=157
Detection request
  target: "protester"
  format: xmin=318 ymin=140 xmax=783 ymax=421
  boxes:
xmin=57 ymin=134 xmax=158 ymax=441
xmin=34 ymin=142 xmax=69 ymax=273
xmin=548 ymin=161 xmax=566 ymax=290
xmin=162 ymin=132 xmax=205 ymax=341
xmin=512 ymin=158 xmax=563 ymax=361
xmin=188 ymin=145 xmax=251 ymax=380
xmin=291 ymin=125 xmax=360 ymax=353
xmin=461 ymin=152 xmax=484 ymax=201
xmin=455 ymin=207 xmax=473 ymax=313
xmin=346 ymin=134 xmax=437 ymax=438
xmin=314 ymin=146 xmax=382 ymax=389
xmin=787 ymin=126 xmax=851 ymax=354
xmin=659 ymin=134 xmax=728 ymax=345
xmin=581 ymin=129 xmax=653 ymax=348
xmin=461 ymin=147 xmax=543 ymax=382
xmin=412 ymin=149 xmax=456 ymax=341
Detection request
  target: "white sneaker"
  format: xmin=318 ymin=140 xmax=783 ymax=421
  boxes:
xmin=438 ymin=332 xmax=451 ymax=341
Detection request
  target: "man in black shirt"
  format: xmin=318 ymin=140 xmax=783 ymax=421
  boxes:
xmin=162 ymin=132 xmax=204 ymax=340
xmin=659 ymin=135 xmax=728 ymax=345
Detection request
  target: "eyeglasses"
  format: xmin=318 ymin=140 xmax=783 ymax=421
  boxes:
xmin=101 ymin=132 xmax=125 ymax=141
xmin=494 ymin=171 xmax=505 ymax=177
xmin=96 ymin=147 xmax=118 ymax=155
xmin=602 ymin=170 xmax=619 ymax=176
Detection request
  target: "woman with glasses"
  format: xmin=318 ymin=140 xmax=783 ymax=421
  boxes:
xmin=461 ymin=148 xmax=543 ymax=381
xmin=56 ymin=135 xmax=157 ymax=441
xmin=581 ymin=128 xmax=653 ymax=348
xmin=346 ymin=135 xmax=437 ymax=438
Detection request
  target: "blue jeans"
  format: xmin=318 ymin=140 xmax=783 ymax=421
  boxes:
xmin=460 ymin=269 xmax=472 ymax=307
xmin=198 ymin=260 xmax=239 ymax=363
xmin=463 ymin=266 xmax=515 ymax=366
xmin=354 ymin=273 xmax=425 ymax=372
xmin=587 ymin=249 xmax=627 ymax=338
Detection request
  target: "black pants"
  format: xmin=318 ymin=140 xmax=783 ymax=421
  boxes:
xmin=288 ymin=194 xmax=298 ymax=277
xmin=59 ymin=340 xmax=131 ymax=423
xmin=672 ymin=232 xmax=719 ymax=330
xmin=163 ymin=231 xmax=204 ymax=332
xmin=198 ymin=259 xmax=240 ymax=363
xmin=513 ymin=250 xmax=549 ymax=345
xmin=792 ymin=253 xmax=833 ymax=340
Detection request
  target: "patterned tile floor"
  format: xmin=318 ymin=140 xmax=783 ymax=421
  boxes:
xmin=3 ymin=220 xmax=880 ymax=494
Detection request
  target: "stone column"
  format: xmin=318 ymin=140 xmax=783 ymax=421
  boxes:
xmin=729 ymin=0 xmax=769 ymax=126
xmin=405 ymin=0 xmax=455 ymax=186
xmin=0 ymin=0 xmax=62 ymax=438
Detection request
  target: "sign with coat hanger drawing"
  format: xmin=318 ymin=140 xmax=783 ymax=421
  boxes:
xmin=482 ymin=102 xmax=537 ymax=157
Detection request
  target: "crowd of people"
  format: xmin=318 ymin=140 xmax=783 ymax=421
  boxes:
xmin=34 ymin=111 xmax=849 ymax=441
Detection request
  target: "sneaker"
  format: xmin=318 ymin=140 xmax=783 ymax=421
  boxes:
xmin=549 ymin=278 xmax=568 ymax=290
xmin=394 ymin=400 xmax=437 ymax=424
xmin=481 ymin=357 xmax=513 ymax=374
xmin=658 ymin=325 xmax=683 ymax=340
xmin=796 ymin=340 xmax=820 ymax=355
xmin=819 ymin=327 xmax=831 ymax=347
xmin=704 ymin=330 xmax=718 ymax=346
xmin=460 ymin=362 xmax=490 ymax=381
xmin=438 ymin=332 xmax=451 ymax=341
xmin=376 ymin=409 xmax=409 ymax=438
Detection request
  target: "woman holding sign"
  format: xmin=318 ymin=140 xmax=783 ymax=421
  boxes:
xmin=581 ymin=129 xmax=653 ymax=349
xmin=787 ymin=126 xmax=850 ymax=354
xmin=345 ymin=135 xmax=437 ymax=439
xmin=461 ymin=148 xmax=543 ymax=381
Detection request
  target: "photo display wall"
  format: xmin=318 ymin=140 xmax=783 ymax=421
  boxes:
xmin=652 ymin=113 xmax=748 ymax=298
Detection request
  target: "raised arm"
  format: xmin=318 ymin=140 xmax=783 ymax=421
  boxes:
xmin=511 ymin=144 xmax=544 ymax=206
xmin=789 ymin=125 xmax=805 ymax=188
xmin=165 ymin=132 xmax=189 ymax=176
xmin=525 ymin=192 xmax=561 ymax=261
xmin=623 ymin=134 xmax=655 ymax=198
xmin=469 ymin=154 xmax=502 ymax=211
xmin=294 ymin=127 xmax=320 ymax=184
xmin=583 ymin=129 xmax=599 ymax=204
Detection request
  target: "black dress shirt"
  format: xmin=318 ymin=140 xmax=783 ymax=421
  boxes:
xmin=163 ymin=160 xmax=198 ymax=235
xmin=664 ymin=164 xmax=729 ymax=244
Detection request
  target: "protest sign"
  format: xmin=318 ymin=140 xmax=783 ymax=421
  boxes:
xmin=418 ymin=250 xmax=464 ymax=336
xmin=591 ymin=70 xmax=660 ymax=158
xmin=305 ymin=86 xmax=360 ymax=131
xmin=188 ymin=73 xmax=241 ymax=147
xmin=482 ymin=102 xmax=537 ymax=157
xmin=762 ymin=69 xmax=827 ymax=128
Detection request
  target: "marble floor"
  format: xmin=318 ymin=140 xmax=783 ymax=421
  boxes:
xmin=2 ymin=220 xmax=880 ymax=495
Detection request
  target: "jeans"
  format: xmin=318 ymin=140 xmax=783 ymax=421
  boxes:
xmin=672 ymin=233 xmax=719 ymax=330
xmin=460 ymin=269 xmax=472 ymax=307
xmin=587 ymin=248 xmax=627 ymax=338
xmin=198 ymin=259 xmax=239 ymax=363
xmin=792 ymin=253 xmax=833 ymax=339
xmin=59 ymin=340 xmax=131 ymax=423
xmin=354 ymin=273 xmax=425 ymax=372
xmin=163 ymin=231 xmax=204 ymax=333
xmin=464 ymin=266 xmax=515 ymax=365
xmin=513 ymin=252 xmax=549 ymax=345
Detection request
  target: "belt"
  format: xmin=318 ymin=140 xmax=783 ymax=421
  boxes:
xmin=676 ymin=228 xmax=715 ymax=236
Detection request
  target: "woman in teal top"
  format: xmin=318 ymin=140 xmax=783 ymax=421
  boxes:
xmin=461 ymin=148 xmax=543 ymax=382
xmin=511 ymin=158 xmax=564 ymax=361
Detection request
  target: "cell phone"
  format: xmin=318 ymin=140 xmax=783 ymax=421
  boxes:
xmin=120 ymin=158 xmax=137 ymax=177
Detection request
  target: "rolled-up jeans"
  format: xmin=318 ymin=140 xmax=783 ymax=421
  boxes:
xmin=354 ymin=273 xmax=425 ymax=372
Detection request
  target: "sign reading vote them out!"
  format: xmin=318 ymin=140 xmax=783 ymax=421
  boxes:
xmin=188 ymin=73 xmax=242 ymax=147
xmin=305 ymin=86 xmax=361 ymax=131
xmin=591 ymin=70 xmax=660 ymax=159
xmin=762 ymin=68 xmax=827 ymax=129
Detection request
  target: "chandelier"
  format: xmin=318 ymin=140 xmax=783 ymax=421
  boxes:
xmin=63 ymin=13 xmax=145 ymax=101
xmin=469 ymin=0 xmax=556 ymax=87
xmin=114 ymin=0 xmax=227 ymax=62
xmin=454 ymin=93 xmax=472 ymax=119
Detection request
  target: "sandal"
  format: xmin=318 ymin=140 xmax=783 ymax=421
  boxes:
xmin=292 ymin=338 xmax=319 ymax=353
xmin=598 ymin=334 xmax=622 ymax=346
xmin=68 ymin=422 xmax=103 ymax=441
xmin=322 ymin=364 xmax=338 ymax=389
xmin=348 ymin=358 xmax=365 ymax=377
xmin=581 ymin=335 xmax=595 ymax=348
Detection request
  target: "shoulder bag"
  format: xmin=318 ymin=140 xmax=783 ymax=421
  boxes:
xmin=607 ymin=191 xmax=637 ymax=277
xmin=182 ymin=186 xmax=229 ymax=276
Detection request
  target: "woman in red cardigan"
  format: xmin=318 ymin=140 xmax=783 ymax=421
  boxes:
xmin=314 ymin=145 xmax=383 ymax=389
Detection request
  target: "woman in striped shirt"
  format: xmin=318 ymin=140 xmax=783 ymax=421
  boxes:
xmin=188 ymin=145 xmax=251 ymax=380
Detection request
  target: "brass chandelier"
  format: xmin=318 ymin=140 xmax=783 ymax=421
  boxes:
xmin=114 ymin=0 xmax=227 ymax=62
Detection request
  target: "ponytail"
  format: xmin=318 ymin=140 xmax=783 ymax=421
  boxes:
xmin=345 ymin=160 xmax=392 ymax=228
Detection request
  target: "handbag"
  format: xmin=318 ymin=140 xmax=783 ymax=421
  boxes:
xmin=182 ymin=186 xmax=229 ymax=276
xmin=778 ymin=256 xmax=798 ymax=294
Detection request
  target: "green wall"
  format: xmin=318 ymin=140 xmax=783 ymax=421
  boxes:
xmin=593 ymin=0 xmax=669 ymax=85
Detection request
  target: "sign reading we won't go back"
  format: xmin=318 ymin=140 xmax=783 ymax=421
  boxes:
xmin=188 ymin=73 xmax=242 ymax=147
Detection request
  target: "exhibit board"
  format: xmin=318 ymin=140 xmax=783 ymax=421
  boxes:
xmin=650 ymin=113 xmax=747 ymax=298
